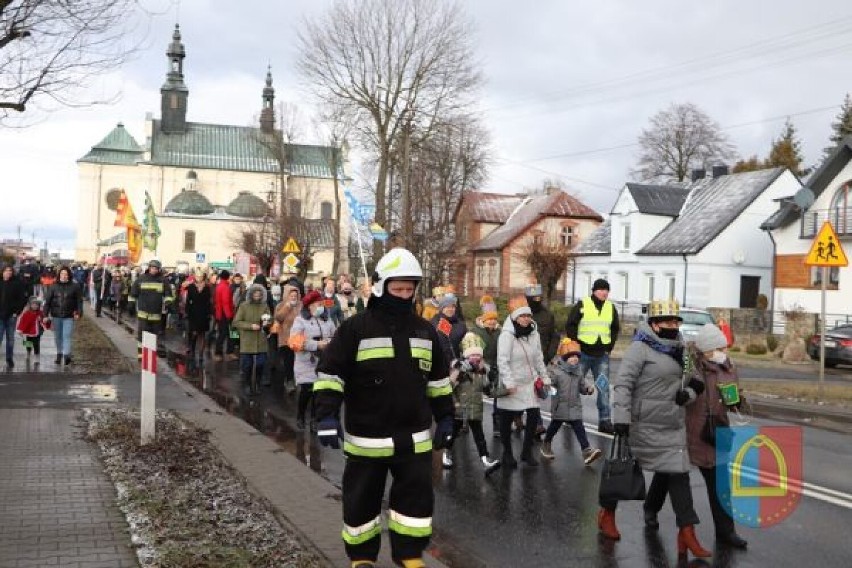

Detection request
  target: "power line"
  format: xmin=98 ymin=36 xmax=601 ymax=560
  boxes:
xmin=484 ymin=16 xmax=852 ymax=115
xmin=517 ymin=103 xmax=840 ymax=165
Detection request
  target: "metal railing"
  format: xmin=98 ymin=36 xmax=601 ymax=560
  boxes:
xmin=801 ymin=207 xmax=852 ymax=238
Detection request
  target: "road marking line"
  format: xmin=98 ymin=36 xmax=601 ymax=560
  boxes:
xmin=482 ymin=398 xmax=852 ymax=510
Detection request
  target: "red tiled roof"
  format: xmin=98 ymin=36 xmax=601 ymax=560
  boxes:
xmin=473 ymin=191 xmax=603 ymax=251
xmin=459 ymin=192 xmax=524 ymax=223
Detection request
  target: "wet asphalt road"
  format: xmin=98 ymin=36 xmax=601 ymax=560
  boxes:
xmin=165 ymin=357 xmax=852 ymax=568
xmin=4 ymin=356 xmax=852 ymax=567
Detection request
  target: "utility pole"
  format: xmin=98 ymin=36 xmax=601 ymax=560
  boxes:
xmin=400 ymin=109 xmax=414 ymax=248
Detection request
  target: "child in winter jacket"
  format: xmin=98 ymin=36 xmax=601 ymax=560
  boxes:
xmin=541 ymin=339 xmax=603 ymax=465
xmin=16 ymin=297 xmax=45 ymax=364
xmin=442 ymin=333 xmax=501 ymax=475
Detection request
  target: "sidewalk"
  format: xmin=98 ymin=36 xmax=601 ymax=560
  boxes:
xmin=0 ymin=409 xmax=138 ymax=568
xmin=91 ymin=312 xmax=449 ymax=568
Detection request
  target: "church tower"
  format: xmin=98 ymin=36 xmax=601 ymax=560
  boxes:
xmin=160 ymin=24 xmax=188 ymax=134
xmin=260 ymin=66 xmax=276 ymax=134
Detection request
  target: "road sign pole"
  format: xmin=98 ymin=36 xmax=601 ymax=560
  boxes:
xmin=140 ymin=331 xmax=157 ymax=445
xmin=819 ymin=267 xmax=826 ymax=401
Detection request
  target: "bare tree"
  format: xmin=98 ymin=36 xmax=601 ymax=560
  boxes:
xmin=296 ymin=0 xmax=482 ymax=261
xmin=633 ymin=102 xmax=736 ymax=183
xmin=405 ymin=114 xmax=489 ymax=284
xmin=1 ymin=0 xmax=147 ymax=122
xmin=516 ymin=236 xmax=573 ymax=304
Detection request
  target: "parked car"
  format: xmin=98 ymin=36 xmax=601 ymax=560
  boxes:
xmin=679 ymin=308 xmax=717 ymax=345
xmin=807 ymin=325 xmax=852 ymax=367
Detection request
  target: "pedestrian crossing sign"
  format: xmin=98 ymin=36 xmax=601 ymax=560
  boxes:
xmin=282 ymin=237 xmax=301 ymax=254
xmin=804 ymin=221 xmax=848 ymax=267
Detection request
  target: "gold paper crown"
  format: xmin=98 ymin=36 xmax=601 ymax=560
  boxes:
xmin=647 ymin=299 xmax=681 ymax=320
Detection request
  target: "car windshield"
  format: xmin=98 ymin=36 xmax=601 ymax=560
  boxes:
xmin=681 ymin=311 xmax=715 ymax=326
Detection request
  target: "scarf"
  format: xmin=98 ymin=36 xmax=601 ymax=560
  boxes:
xmin=633 ymin=328 xmax=684 ymax=366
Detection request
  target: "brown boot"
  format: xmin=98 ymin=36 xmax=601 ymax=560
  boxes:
xmin=597 ymin=508 xmax=620 ymax=540
xmin=677 ymin=525 xmax=712 ymax=558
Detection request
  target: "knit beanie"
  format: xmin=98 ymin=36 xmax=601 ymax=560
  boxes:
xmin=695 ymin=323 xmax=727 ymax=352
xmin=431 ymin=286 xmax=445 ymax=299
xmin=508 ymin=295 xmax=532 ymax=320
xmin=439 ymin=293 xmax=458 ymax=309
xmin=302 ymin=290 xmax=323 ymax=307
xmin=460 ymin=332 xmax=485 ymax=357
xmin=479 ymin=295 xmax=498 ymax=321
xmin=592 ymin=278 xmax=610 ymax=292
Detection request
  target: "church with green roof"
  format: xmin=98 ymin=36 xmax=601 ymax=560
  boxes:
xmin=75 ymin=24 xmax=350 ymax=277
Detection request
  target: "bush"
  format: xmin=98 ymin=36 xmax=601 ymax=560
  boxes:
xmin=766 ymin=334 xmax=779 ymax=352
xmin=745 ymin=343 xmax=768 ymax=355
xmin=730 ymin=346 xmax=741 ymax=353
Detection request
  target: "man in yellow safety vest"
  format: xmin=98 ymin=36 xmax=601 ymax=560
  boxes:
xmin=565 ymin=278 xmax=620 ymax=434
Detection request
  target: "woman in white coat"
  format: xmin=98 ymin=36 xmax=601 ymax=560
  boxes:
xmin=496 ymin=296 xmax=551 ymax=468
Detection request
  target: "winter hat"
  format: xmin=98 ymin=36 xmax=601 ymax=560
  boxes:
xmin=28 ymin=296 xmax=43 ymax=307
xmin=557 ymin=338 xmax=582 ymax=358
xmin=439 ymin=293 xmax=458 ymax=309
xmin=479 ymin=295 xmax=498 ymax=322
xmin=508 ymin=295 xmax=532 ymax=320
xmin=460 ymin=332 xmax=485 ymax=357
xmin=695 ymin=323 xmax=728 ymax=352
xmin=524 ymin=283 xmax=543 ymax=298
xmin=302 ymin=290 xmax=323 ymax=307
xmin=431 ymin=286 xmax=445 ymax=298
xmin=592 ymin=278 xmax=610 ymax=292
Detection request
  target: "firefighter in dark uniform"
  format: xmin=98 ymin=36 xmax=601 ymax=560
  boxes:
xmin=314 ymin=248 xmax=454 ymax=568
xmin=129 ymin=259 xmax=174 ymax=358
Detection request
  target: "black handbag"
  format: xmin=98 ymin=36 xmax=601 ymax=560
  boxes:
xmin=599 ymin=433 xmax=646 ymax=502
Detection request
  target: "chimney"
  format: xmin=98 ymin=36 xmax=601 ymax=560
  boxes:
xmin=712 ymin=164 xmax=729 ymax=178
xmin=691 ymin=168 xmax=706 ymax=182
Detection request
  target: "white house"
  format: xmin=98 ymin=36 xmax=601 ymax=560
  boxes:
xmin=573 ymin=167 xmax=802 ymax=309
xmin=761 ymin=138 xmax=852 ymax=318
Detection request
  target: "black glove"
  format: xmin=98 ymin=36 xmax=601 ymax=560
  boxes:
xmin=613 ymin=423 xmax=630 ymax=436
xmin=317 ymin=417 xmax=341 ymax=449
xmin=433 ymin=416 xmax=454 ymax=449
xmin=687 ymin=378 xmax=705 ymax=396
xmin=674 ymin=389 xmax=691 ymax=406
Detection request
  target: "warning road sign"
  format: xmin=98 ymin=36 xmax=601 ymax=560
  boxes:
xmin=804 ymin=221 xmax=848 ymax=267
xmin=282 ymin=237 xmax=301 ymax=254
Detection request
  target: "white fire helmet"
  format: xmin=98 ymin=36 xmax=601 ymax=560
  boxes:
xmin=371 ymin=248 xmax=423 ymax=297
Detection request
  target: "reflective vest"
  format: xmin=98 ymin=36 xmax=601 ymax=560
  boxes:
xmin=577 ymin=297 xmax=613 ymax=345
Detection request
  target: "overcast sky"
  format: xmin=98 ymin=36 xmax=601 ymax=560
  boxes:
xmin=3 ymin=0 xmax=852 ymax=257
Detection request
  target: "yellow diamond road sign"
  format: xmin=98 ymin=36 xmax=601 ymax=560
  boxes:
xmin=804 ymin=221 xmax=848 ymax=267
xmin=283 ymin=253 xmax=300 ymax=268
xmin=282 ymin=237 xmax=301 ymax=254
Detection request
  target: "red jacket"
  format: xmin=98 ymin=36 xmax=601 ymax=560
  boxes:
xmin=16 ymin=309 xmax=43 ymax=337
xmin=214 ymin=279 xmax=234 ymax=320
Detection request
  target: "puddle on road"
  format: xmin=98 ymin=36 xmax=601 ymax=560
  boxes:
xmin=65 ymin=383 xmax=117 ymax=401
xmin=168 ymin=352 xmax=325 ymax=476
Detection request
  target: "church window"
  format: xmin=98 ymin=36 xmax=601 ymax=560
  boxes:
xmin=170 ymin=93 xmax=178 ymax=109
xmin=183 ymin=230 xmax=196 ymax=252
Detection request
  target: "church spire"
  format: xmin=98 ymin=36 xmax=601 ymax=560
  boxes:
xmin=260 ymin=65 xmax=276 ymax=134
xmin=160 ymin=24 xmax=188 ymax=134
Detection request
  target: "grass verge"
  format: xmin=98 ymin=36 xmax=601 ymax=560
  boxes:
xmin=84 ymin=407 xmax=324 ymax=568
xmin=743 ymin=380 xmax=852 ymax=407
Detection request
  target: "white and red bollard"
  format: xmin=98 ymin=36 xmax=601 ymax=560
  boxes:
xmin=140 ymin=331 xmax=157 ymax=445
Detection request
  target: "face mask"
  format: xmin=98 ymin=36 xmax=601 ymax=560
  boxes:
xmin=656 ymin=327 xmax=680 ymax=340
xmin=313 ymin=306 xmax=325 ymax=317
xmin=709 ymin=350 xmax=728 ymax=365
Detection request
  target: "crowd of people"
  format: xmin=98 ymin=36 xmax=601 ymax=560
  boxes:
xmin=0 ymin=251 xmax=749 ymax=567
